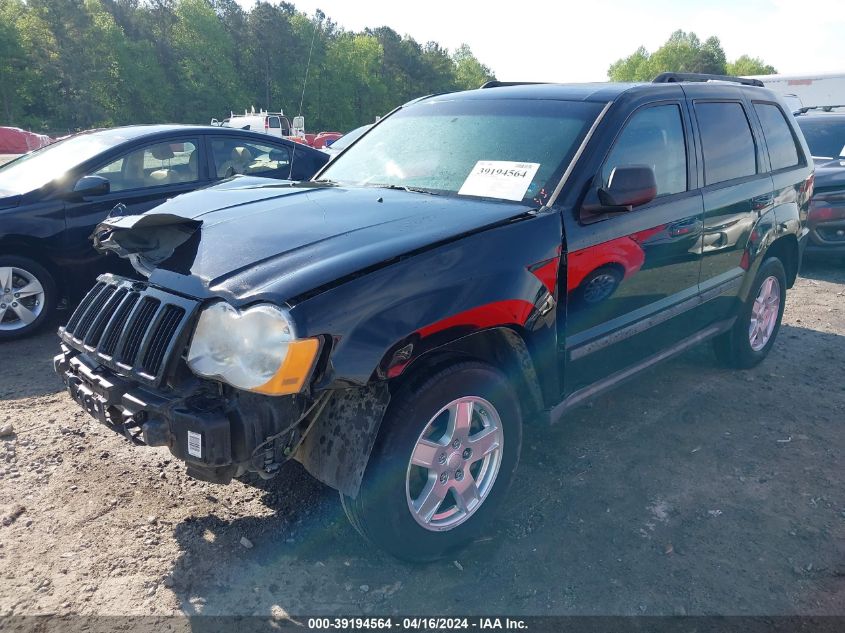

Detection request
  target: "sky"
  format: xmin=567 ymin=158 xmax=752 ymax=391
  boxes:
xmin=235 ymin=0 xmax=845 ymax=82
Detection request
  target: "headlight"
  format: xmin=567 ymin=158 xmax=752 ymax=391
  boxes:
xmin=186 ymin=302 xmax=319 ymax=395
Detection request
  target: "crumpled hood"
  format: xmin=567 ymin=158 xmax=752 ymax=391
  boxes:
xmin=812 ymin=157 xmax=845 ymax=196
xmin=0 ymin=192 xmax=21 ymax=209
xmin=94 ymin=177 xmax=535 ymax=304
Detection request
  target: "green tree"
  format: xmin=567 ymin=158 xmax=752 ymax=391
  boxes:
xmin=608 ymin=30 xmax=776 ymax=81
xmin=2 ymin=0 xmax=498 ymax=133
xmin=171 ymin=0 xmax=242 ymax=122
xmin=607 ymin=46 xmax=651 ymax=82
xmin=0 ymin=0 xmax=26 ymax=124
xmin=727 ymin=55 xmax=777 ymax=76
xmin=453 ymin=44 xmax=494 ymax=89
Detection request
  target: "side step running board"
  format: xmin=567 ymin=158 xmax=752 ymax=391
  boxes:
xmin=550 ymin=318 xmax=735 ymax=422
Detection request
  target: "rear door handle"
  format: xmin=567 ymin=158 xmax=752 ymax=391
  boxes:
xmin=752 ymin=193 xmax=773 ymax=210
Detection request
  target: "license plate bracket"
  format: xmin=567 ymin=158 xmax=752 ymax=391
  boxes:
xmin=66 ymin=375 xmax=110 ymax=425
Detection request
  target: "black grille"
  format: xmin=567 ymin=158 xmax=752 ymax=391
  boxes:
xmin=60 ymin=275 xmax=199 ymax=387
xmin=141 ymin=305 xmax=186 ymax=375
xmin=121 ymin=296 xmax=161 ymax=366
xmin=83 ymin=287 xmax=128 ymax=348
xmin=101 ymin=292 xmax=140 ymax=356
xmin=64 ymin=281 xmax=105 ymax=335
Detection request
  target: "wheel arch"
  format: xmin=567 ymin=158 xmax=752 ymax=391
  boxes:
xmin=0 ymin=238 xmax=63 ymax=295
xmin=764 ymin=234 xmax=799 ymax=288
xmin=386 ymin=327 xmax=546 ymax=422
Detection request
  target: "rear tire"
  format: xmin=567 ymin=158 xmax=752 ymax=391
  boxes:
xmin=0 ymin=255 xmax=57 ymax=341
xmin=713 ymin=257 xmax=786 ymax=369
xmin=341 ymin=361 xmax=522 ymax=561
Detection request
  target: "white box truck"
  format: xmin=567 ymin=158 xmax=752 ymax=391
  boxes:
xmin=745 ymin=72 xmax=845 ymax=110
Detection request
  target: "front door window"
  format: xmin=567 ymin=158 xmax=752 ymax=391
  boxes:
xmin=92 ymin=140 xmax=200 ymax=192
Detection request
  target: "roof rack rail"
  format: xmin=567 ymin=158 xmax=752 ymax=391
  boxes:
xmin=795 ymin=104 xmax=845 ymax=114
xmin=652 ymin=72 xmax=765 ymax=88
xmin=479 ymin=81 xmax=548 ymax=89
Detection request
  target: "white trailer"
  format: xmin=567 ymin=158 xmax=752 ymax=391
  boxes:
xmin=745 ymin=72 xmax=845 ymax=109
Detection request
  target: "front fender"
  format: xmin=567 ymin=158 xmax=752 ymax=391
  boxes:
xmin=290 ymin=212 xmax=563 ymax=391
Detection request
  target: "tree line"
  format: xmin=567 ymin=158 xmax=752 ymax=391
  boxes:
xmin=608 ymin=30 xmax=776 ymax=82
xmin=0 ymin=0 xmax=496 ymax=135
xmin=0 ymin=4 xmax=778 ymax=137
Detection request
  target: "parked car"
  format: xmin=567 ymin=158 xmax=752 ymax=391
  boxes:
xmin=0 ymin=126 xmax=53 ymax=154
xmin=55 ymin=75 xmax=812 ymax=561
xmin=0 ymin=125 xmax=329 ymax=340
xmin=794 ymin=107 xmax=845 ymax=257
xmin=311 ymin=131 xmax=343 ymax=149
xmin=323 ymin=124 xmax=372 ymax=159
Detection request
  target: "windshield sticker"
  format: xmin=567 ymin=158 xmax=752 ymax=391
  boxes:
xmin=458 ymin=161 xmax=541 ymax=201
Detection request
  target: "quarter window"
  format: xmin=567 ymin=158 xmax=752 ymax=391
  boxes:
xmin=602 ymin=104 xmax=687 ymax=199
xmin=754 ymin=103 xmax=800 ymax=170
xmin=695 ymin=102 xmax=757 ymax=186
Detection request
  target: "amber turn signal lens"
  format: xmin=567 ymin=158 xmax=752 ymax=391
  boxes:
xmin=252 ymin=338 xmax=321 ymax=396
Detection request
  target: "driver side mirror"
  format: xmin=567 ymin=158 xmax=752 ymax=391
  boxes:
xmin=598 ymin=166 xmax=657 ymax=209
xmin=71 ymin=175 xmax=110 ymax=199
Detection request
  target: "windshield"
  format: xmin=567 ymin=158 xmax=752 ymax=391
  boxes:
xmin=319 ymin=98 xmax=604 ymax=204
xmin=0 ymin=130 xmax=135 ymax=195
xmin=796 ymin=117 xmax=845 ymax=158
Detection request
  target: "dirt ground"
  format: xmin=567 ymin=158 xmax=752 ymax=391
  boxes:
xmin=0 ymin=259 xmax=843 ymax=619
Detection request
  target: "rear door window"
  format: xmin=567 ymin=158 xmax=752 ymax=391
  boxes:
xmin=210 ymin=137 xmax=292 ymax=180
xmin=267 ymin=116 xmax=281 ymax=129
xmin=753 ymin=103 xmax=801 ymax=170
xmin=695 ymin=102 xmax=757 ymax=186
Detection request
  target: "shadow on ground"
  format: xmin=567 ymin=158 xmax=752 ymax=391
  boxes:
xmin=799 ymin=257 xmax=845 ymax=283
xmin=0 ymin=317 xmax=66 ymax=400
xmin=166 ymin=323 xmax=845 ymax=618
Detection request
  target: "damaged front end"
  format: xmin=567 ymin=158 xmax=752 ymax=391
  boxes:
xmin=90 ymin=208 xmax=202 ymax=278
xmin=54 ymin=273 xmax=389 ymax=496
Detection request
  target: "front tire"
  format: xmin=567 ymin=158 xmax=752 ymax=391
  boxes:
xmin=341 ymin=361 xmax=522 ymax=561
xmin=0 ymin=255 xmax=57 ymax=341
xmin=713 ymin=256 xmax=786 ymax=369
xmin=576 ymin=265 xmax=623 ymax=304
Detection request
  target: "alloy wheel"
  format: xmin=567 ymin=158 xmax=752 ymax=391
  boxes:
xmin=0 ymin=266 xmax=45 ymax=332
xmin=405 ymin=396 xmax=504 ymax=532
xmin=748 ymin=275 xmax=780 ymax=351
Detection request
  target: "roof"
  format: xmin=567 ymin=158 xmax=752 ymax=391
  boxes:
xmin=429 ymin=82 xmax=641 ymax=103
xmin=425 ymin=81 xmax=777 ymax=104
xmin=76 ymin=124 xmax=233 ymax=141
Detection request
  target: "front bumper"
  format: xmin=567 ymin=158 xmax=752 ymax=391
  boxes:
xmin=54 ymin=346 xmax=304 ymax=483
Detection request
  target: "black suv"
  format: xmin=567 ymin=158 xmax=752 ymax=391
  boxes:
xmin=54 ymin=75 xmax=812 ymax=561
xmin=794 ymin=106 xmax=845 ymax=257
